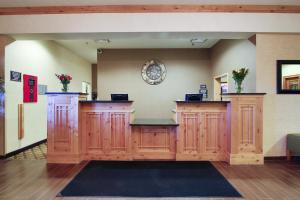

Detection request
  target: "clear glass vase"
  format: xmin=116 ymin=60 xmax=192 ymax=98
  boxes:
xmin=62 ymin=83 xmax=68 ymax=92
xmin=235 ymin=81 xmax=243 ymax=93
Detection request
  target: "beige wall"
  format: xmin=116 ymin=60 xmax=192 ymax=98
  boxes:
xmin=256 ymin=34 xmax=300 ymax=156
xmin=210 ymin=39 xmax=256 ymax=93
xmin=5 ymin=40 xmax=91 ymax=153
xmin=98 ymin=49 xmax=212 ymax=118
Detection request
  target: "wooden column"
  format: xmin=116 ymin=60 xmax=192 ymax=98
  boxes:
xmin=47 ymin=93 xmax=86 ymax=163
xmin=223 ymin=94 xmax=265 ymax=165
xmin=0 ymin=35 xmax=14 ymax=156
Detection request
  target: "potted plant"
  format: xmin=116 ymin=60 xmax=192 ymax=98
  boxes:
xmin=55 ymin=74 xmax=72 ymax=92
xmin=232 ymin=68 xmax=249 ymax=93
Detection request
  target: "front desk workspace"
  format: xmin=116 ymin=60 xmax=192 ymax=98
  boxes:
xmin=46 ymin=92 xmax=265 ymax=165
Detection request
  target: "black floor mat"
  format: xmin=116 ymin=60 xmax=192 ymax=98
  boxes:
xmin=59 ymin=161 xmax=242 ymax=198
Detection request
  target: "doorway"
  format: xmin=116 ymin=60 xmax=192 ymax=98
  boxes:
xmin=213 ymin=73 xmax=228 ymax=101
xmin=82 ymin=81 xmax=92 ymax=100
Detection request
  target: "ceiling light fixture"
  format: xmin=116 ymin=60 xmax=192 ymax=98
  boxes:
xmin=95 ymin=39 xmax=111 ymax=44
xmin=190 ymin=38 xmax=208 ymax=46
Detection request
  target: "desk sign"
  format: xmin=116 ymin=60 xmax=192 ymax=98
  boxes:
xmin=10 ymin=71 xmax=22 ymax=82
xmin=199 ymin=84 xmax=208 ymax=98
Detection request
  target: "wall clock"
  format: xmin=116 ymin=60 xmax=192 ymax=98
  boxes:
xmin=141 ymin=59 xmax=167 ymax=85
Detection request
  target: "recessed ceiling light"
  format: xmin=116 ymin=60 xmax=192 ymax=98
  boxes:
xmin=95 ymin=39 xmax=111 ymax=44
xmin=190 ymin=38 xmax=208 ymax=46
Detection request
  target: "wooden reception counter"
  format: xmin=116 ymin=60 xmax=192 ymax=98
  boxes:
xmin=47 ymin=93 xmax=265 ymax=165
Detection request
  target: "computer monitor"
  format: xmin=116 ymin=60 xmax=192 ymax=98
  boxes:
xmin=111 ymin=94 xmax=129 ymax=101
xmin=185 ymin=94 xmax=203 ymax=102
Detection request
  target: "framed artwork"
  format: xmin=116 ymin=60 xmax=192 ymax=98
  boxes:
xmin=38 ymin=84 xmax=47 ymax=95
xmin=10 ymin=71 xmax=22 ymax=82
xmin=277 ymin=60 xmax=300 ymax=94
xmin=23 ymin=74 xmax=38 ymax=102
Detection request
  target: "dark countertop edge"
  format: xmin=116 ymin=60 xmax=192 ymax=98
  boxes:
xmin=46 ymin=92 xmax=88 ymax=95
xmin=221 ymin=93 xmax=267 ymax=95
xmin=130 ymin=119 xmax=179 ymax=126
xmin=130 ymin=124 xmax=179 ymax=126
xmin=175 ymin=101 xmax=230 ymax=103
xmin=80 ymin=100 xmax=134 ymax=103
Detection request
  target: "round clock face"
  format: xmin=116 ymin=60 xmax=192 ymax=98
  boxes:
xmin=141 ymin=60 xmax=166 ymax=85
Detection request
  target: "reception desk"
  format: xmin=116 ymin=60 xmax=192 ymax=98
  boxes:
xmin=46 ymin=92 xmax=265 ymax=165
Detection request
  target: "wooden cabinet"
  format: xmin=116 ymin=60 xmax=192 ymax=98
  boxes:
xmin=47 ymin=93 xmax=85 ymax=163
xmin=47 ymin=95 xmax=264 ymax=165
xmin=132 ymin=126 xmax=176 ymax=160
xmin=176 ymin=103 xmax=227 ymax=161
xmin=223 ymin=94 xmax=264 ymax=165
xmin=80 ymin=102 xmax=133 ymax=160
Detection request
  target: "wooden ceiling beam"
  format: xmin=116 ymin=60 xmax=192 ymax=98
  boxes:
xmin=0 ymin=5 xmax=300 ymax=15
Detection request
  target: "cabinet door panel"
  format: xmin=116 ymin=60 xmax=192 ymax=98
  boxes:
xmin=53 ymin=103 xmax=72 ymax=152
xmin=110 ymin=113 xmax=125 ymax=150
xmin=238 ymin=104 xmax=257 ymax=153
xmin=202 ymin=112 xmax=226 ymax=154
xmin=108 ymin=112 xmax=131 ymax=155
xmin=83 ymin=112 xmax=105 ymax=153
xmin=176 ymin=112 xmax=200 ymax=159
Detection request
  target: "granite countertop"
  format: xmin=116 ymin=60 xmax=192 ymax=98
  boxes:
xmin=130 ymin=118 xmax=179 ymax=126
xmin=79 ymin=100 xmax=134 ymax=103
xmin=175 ymin=100 xmax=230 ymax=103
xmin=221 ymin=93 xmax=266 ymax=95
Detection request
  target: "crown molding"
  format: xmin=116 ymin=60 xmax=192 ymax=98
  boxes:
xmin=0 ymin=4 xmax=300 ymax=15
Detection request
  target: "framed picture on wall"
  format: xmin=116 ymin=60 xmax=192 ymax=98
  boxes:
xmin=10 ymin=71 xmax=22 ymax=82
xmin=23 ymin=74 xmax=38 ymax=103
xmin=277 ymin=60 xmax=300 ymax=94
xmin=38 ymin=84 xmax=47 ymax=95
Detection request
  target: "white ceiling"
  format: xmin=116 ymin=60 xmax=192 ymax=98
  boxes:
xmin=0 ymin=0 xmax=300 ymax=7
xmin=12 ymin=32 xmax=253 ymax=64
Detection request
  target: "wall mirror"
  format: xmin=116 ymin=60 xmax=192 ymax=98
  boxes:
xmin=277 ymin=60 xmax=300 ymax=94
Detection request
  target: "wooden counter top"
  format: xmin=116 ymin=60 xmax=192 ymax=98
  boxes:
xmin=130 ymin=118 xmax=179 ymax=126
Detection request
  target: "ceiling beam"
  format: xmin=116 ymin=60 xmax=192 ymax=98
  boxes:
xmin=0 ymin=4 xmax=300 ymax=15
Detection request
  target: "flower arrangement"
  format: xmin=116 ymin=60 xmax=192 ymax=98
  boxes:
xmin=232 ymin=68 xmax=249 ymax=93
xmin=55 ymin=74 xmax=72 ymax=92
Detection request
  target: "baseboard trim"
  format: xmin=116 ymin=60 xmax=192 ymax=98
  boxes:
xmin=0 ymin=139 xmax=47 ymax=159
xmin=264 ymin=156 xmax=300 ymax=161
